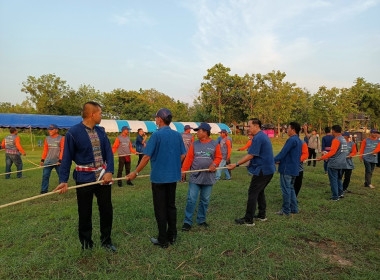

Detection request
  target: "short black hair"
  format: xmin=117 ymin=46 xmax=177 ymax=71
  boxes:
xmin=324 ymin=127 xmax=331 ymax=133
xmin=289 ymin=122 xmax=301 ymax=134
xmin=10 ymin=127 xmax=17 ymax=133
xmin=331 ymin=125 xmax=342 ymax=133
xmin=249 ymin=118 xmax=262 ymax=129
xmin=162 ymin=115 xmax=172 ymax=125
xmin=138 ymin=128 xmax=143 ymax=132
xmin=82 ymin=101 xmax=101 ymax=118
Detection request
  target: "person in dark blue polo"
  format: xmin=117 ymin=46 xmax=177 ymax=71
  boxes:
xmin=54 ymin=102 xmax=115 ymax=251
xmin=127 ymin=108 xmax=186 ymax=248
xmin=274 ymin=122 xmax=303 ymax=216
xmin=227 ymin=118 xmax=275 ymax=225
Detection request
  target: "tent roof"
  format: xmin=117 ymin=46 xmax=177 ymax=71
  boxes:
xmin=0 ymin=113 xmax=231 ymax=134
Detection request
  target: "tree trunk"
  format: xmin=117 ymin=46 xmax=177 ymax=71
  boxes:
xmin=218 ymin=90 xmax=221 ymax=123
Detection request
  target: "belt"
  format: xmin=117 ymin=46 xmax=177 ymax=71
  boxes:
xmin=75 ymin=164 xmax=106 ymax=172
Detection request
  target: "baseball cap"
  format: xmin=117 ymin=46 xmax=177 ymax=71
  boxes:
xmin=194 ymin=122 xmax=211 ymax=131
xmin=342 ymin=132 xmax=350 ymax=137
xmin=184 ymin=125 xmax=193 ymax=130
xmin=48 ymin=124 xmax=58 ymax=130
xmin=121 ymin=126 xmax=130 ymax=131
xmin=152 ymin=108 xmax=172 ymax=119
xmin=219 ymin=129 xmax=228 ymax=134
xmin=370 ymin=129 xmax=379 ymax=134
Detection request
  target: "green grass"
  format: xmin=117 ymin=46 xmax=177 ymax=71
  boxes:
xmin=0 ymin=139 xmax=379 ymax=279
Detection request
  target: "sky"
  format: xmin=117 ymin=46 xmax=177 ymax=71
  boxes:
xmin=1 ymin=0 xmax=379 ymax=106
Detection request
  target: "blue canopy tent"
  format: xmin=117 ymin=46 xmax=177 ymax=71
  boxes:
xmin=0 ymin=113 xmax=231 ymax=134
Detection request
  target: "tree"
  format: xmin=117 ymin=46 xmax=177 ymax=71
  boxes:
xmin=21 ymin=74 xmax=71 ymax=114
xmin=199 ymin=63 xmax=235 ymax=123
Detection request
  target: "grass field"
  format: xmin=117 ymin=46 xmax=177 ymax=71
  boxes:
xmin=0 ymin=138 xmax=379 ymax=279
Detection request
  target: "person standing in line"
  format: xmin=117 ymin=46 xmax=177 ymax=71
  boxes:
xmin=112 ymin=126 xmax=136 ymax=187
xmin=1 ymin=127 xmax=26 ymax=179
xmin=181 ymin=123 xmax=222 ymax=231
xmin=126 ymin=108 xmax=186 ymax=248
xmin=294 ymin=139 xmax=309 ymax=197
xmin=342 ymin=132 xmax=357 ymax=193
xmin=54 ymin=102 xmax=115 ymax=252
xmin=317 ymin=125 xmax=348 ymax=201
xmin=215 ymin=129 xmax=231 ymax=181
xmin=322 ymin=127 xmax=334 ymax=174
xmin=40 ymin=124 xmax=64 ymax=194
xmin=227 ymin=118 xmax=275 ymax=225
xmin=181 ymin=125 xmax=195 ymax=154
xmin=135 ymin=128 xmax=147 ymax=167
xmin=274 ymin=122 xmax=303 ymax=216
xmin=237 ymin=134 xmax=253 ymax=151
xmin=359 ymin=129 xmax=380 ymax=189
xmin=304 ymin=127 xmax=320 ymax=167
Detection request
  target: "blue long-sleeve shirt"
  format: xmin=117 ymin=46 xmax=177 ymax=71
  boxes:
xmin=59 ymin=122 xmax=114 ymax=183
xmin=274 ymin=135 xmax=302 ymax=176
xmin=322 ymin=134 xmax=334 ymax=152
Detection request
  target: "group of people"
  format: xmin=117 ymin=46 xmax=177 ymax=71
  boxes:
xmin=2 ymin=101 xmax=380 ymax=252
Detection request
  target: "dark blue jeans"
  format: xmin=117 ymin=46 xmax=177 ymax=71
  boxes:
xmin=40 ymin=164 xmax=60 ymax=193
xmin=363 ymin=160 xmax=376 ymax=186
xmin=280 ymin=174 xmax=298 ymax=215
xmin=184 ymin=183 xmax=213 ymax=225
xmin=327 ymin=168 xmax=343 ymax=200
xmin=5 ymin=154 xmax=23 ymax=179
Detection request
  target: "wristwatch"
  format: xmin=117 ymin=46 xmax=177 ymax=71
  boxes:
xmin=236 ymin=162 xmax=240 ymax=167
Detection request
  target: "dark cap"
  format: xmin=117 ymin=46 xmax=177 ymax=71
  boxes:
xmin=194 ymin=122 xmax=211 ymax=131
xmin=184 ymin=125 xmax=193 ymax=130
xmin=121 ymin=126 xmax=130 ymax=131
xmin=219 ymin=129 xmax=228 ymax=134
xmin=48 ymin=124 xmax=58 ymax=130
xmin=153 ymin=108 xmax=172 ymax=119
xmin=370 ymin=129 xmax=379 ymax=134
xmin=342 ymin=132 xmax=350 ymax=137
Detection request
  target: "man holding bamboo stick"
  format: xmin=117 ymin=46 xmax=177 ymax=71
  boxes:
xmin=54 ymin=102 xmax=115 ymax=252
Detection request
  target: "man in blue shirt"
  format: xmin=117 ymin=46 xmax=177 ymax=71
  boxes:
xmin=274 ymin=122 xmax=303 ymax=216
xmin=228 ymin=118 xmax=275 ymax=225
xmin=322 ymin=127 xmax=334 ymax=174
xmin=127 ymin=108 xmax=186 ymax=248
xmin=54 ymin=102 xmax=115 ymax=251
xmin=135 ymin=128 xmax=147 ymax=167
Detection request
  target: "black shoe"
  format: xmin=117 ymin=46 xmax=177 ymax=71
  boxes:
xmin=339 ymin=194 xmax=344 ymax=199
xmin=127 ymin=180 xmax=134 ymax=186
xmin=150 ymin=237 xmax=168 ymax=248
xmin=182 ymin=223 xmax=192 ymax=231
xmin=235 ymin=217 xmax=254 ymax=226
xmin=198 ymin=222 xmax=209 ymax=228
xmin=102 ymin=243 xmax=117 ymax=252
xmin=40 ymin=191 xmax=48 ymax=194
xmin=118 ymin=183 xmax=122 ymax=187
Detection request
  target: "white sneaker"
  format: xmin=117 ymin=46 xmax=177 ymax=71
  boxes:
xmin=369 ymin=184 xmax=375 ymax=189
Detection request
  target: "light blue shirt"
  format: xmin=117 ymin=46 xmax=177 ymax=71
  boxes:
xmin=144 ymin=126 xmax=186 ymax=183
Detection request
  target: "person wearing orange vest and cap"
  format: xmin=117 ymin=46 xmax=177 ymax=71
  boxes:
xmin=40 ymin=124 xmax=65 ymax=194
xmin=1 ymin=127 xmax=26 ymax=179
xmin=215 ymin=129 xmax=231 ymax=180
xmin=341 ymin=132 xmax=357 ymax=193
xmin=360 ymin=129 xmax=380 ymax=189
xmin=112 ymin=126 xmax=136 ymax=187
xmin=181 ymin=125 xmax=195 ymax=154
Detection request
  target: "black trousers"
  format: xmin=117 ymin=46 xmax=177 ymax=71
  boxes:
xmin=294 ymin=171 xmax=303 ymax=197
xmin=152 ymin=182 xmax=177 ymax=244
xmin=342 ymin=169 xmax=352 ymax=191
xmin=117 ymin=156 xmax=131 ymax=185
xmin=245 ymin=172 xmax=273 ymax=220
xmin=137 ymin=153 xmax=144 ymax=167
xmin=307 ymin=148 xmax=316 ymax=166
xmin=76 ymin=183 xmax=113 ymax=248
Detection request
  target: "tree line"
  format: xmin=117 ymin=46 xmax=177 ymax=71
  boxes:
xmin=1 ymin=63 xmax=379 ymax=131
